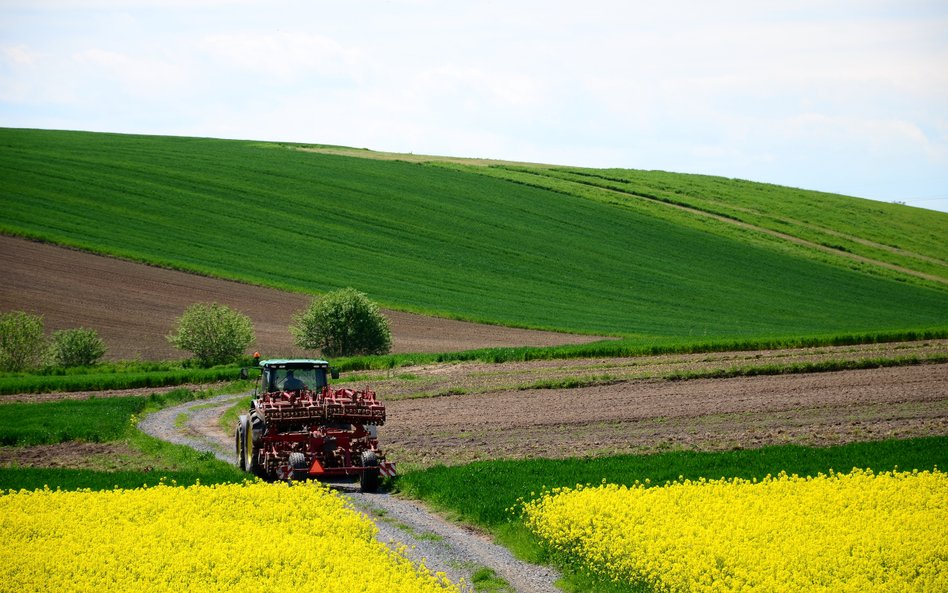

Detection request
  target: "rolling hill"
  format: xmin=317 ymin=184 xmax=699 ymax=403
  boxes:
xmin=1 ymin=128 xmax=945 ymax=347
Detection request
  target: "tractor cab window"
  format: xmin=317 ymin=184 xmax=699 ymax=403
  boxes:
xmin=266 ymin=366 xmax=328 ymax=392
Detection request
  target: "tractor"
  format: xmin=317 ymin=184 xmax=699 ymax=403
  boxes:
xmin=235 ymin=358 xmax=395 ymax=492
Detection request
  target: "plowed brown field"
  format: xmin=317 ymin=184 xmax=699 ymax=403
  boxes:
xmin=0 ymin=236 xmax=604 ymax=360
xmin=383 ymin=362 xmax=948 ymax=466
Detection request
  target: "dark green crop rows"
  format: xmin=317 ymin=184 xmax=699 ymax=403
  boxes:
xmin=0 ymin=366 xmax=242 ymax=395
xmin=0 ymin=397 xmax=143 ymax=446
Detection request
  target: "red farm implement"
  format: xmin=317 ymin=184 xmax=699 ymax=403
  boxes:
xmin=235 ymin=359 xmax=395 ymax=492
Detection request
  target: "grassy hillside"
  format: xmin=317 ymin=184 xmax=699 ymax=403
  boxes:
xmin=1 ymin=128 xmax=945 ymax=342
xmin=490 ymin=166 xmax=948 ymax=281
xmin=301 ymin=144 xmax=948 ymax=284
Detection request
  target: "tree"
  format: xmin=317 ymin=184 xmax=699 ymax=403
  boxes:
xmin=47 ymin=328 xmax=107 ymax=367
xmin=290 ymin=288 xmax=392 ymax=357
xmin=0 ymin=311 xmax=45 ymax=371
xmin=167 ymin=303 xmax=255 ymax=366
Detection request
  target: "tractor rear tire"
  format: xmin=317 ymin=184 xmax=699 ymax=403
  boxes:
xmin=236 ymin=416 xmax=247 ymax=471
xmin=359 ymin=450 xmax=380 ymax=493
xmin=239 ymin=415 xmax=253 ymax=473
xmin=249 ymin=410 xmax=266 ymax=445
xmin=288 ymin=452 xmax=308 ymax=479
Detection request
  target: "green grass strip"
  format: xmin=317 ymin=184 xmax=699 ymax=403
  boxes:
xmin=0 ymin=385 xmax=246 ymax=446
xmin=0 ymin=466 xmax=246 ymax=492
xmin=662 ymin=354 xmax=948 ymax=381
xmin=332 ymin=328 xmax=948 ymax=372
xmin=0 ymin=383 xmax=252 ymax=490
xmin=0 ymin=366 xmax=243 ymax=395
xmin=0 ymin=397 xmax=144 ymax=446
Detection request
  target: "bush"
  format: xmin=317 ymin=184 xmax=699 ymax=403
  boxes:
xmin=290 ymin=288 xmax=392 ymax=357
xmin=167 ymin=303 xmax=255 ymax=367
xmin=47 ymin=327 xmax=107 ymax=367
xmin=0 ymin=311 xmax=45 ymax=372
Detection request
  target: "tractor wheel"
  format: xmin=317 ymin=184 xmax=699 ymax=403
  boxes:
xmin=249 ymin=410 xmax=265 ymax=445
xmin=239 ymin=415 xmax=253 ymax=473
xmin=288 ymin=452 xmax=308 ymax=479
xmin=359 ymin=450 xmax=380 ymax=493
xmin=236 ymin=416 xmax=247 ymax=471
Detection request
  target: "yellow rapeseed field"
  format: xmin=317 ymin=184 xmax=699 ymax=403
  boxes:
xmin=522 ymin=468 xmax=947 ymax=593
xmin=0 ymin=480 xmax=460 ymax=593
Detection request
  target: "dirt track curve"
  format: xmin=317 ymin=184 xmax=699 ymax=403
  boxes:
xmin=0 ymin=235 xmax=603 ymax=360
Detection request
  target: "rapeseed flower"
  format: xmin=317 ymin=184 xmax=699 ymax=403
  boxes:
xmin=522 ymin=468 xmax=947 ymax=592
xmin=0 ymin=480 xmax=460 ymax=593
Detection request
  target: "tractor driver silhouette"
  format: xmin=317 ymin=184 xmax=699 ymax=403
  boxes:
xmin=283 ymin=370 xmax=305 ymax=391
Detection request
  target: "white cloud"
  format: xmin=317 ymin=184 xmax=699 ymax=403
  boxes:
xmin=202 ymin=31 xmax=362 ymax=82
xmin=3 ymin=44 xmax=38 ymax=66
xmin=0 ymin=45 xmax=39 ymax=102
xmin=72 ymin=48 xmax=190 ymax=96
xmin=410 ymin=66 xmax=541 ymax=112
xmin=783 ymin=113 xmax=946 ymax=169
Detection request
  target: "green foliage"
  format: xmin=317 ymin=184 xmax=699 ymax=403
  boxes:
xmin=167 ymin=302 xmax=255 ymax=366
xmin=1 ymin=129 xmax=945 ymax=344
xmin=291 ymin=288 xmax=392 ymax=357
xmin=0 ymin=388 xmax=197 ymax=447
xmin=0 ymin=311 xmax=45 ymax=372
xmin=46 ymin=327 xmax=107 ymax=367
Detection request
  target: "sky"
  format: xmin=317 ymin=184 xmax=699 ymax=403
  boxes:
xmin=2 ymin=0 xmax=948 ymax=213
